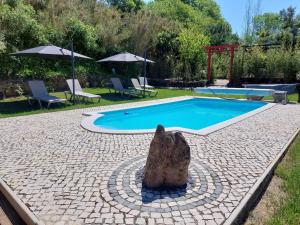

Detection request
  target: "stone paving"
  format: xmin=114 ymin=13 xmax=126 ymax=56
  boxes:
xmin=0 ymin=97 xmax=300 ymax=225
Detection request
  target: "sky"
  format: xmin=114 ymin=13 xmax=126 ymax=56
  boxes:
xmin=145 ymin=0 xmax=300 ymax=36
xmin=216 ymin=0 xmax=300 ymax=35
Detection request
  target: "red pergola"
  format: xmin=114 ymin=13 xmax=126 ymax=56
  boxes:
xmin=204 ymin=44 xmax=239 ymax=83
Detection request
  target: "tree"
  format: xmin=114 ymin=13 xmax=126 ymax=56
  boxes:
xmin=93 ymin=6 xmax=128 ymax=54
xmin=106 ymin=0 xmax=144 ymax=12
xmin=64 ymin=18 xmax=97 ymax=55
xmin=153 ymin=29 xmax=181 ymax=78
xmin=207 ymin=20 xmax=239 ymax=45
xmin=243 ymin=0 xmax=261 ymax=45
xmin=0 ymin=1 xmax=47 ymax=51
xmin=253 ymin=13 xmax=281 ymax=44
xmin=178 ymin=29 xmax=209 ymax=62
xmin=279 ymin=6 xmax=300 ymax=49
xmin=0 ymin=0 xmax=48 ymax=77
xmin=125 ymin=10 xmax=175 ymax=54
xmin=148 ymin=0 xmax=210 ymax=30
xmin=181 ymin=0 xmax=221 ymax=19
xmin=178 ymin=28 xmax=210 ymax=79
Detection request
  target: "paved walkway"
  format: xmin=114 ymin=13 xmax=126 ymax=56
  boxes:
xmin=0 ymin=97 xmax=299 ymax=225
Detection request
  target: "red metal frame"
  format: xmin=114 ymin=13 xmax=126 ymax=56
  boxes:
xmin=204 ymin=45 xmax=239 ymax=83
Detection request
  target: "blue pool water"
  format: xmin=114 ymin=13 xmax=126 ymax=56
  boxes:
xmin=94 ymin=98 xmax=267 ymax=131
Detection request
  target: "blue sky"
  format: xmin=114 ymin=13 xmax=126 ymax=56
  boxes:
xmin=145 ymin=0 xmax=300 ymax=35
xmin=216 ymin=0 xmax=300 ymax=35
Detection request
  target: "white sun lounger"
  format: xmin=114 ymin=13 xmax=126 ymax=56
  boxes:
xmin=139 ymin=77 xmax=154 ymax=89
xmin=66 ymin=79 xmax=101 ymax=102
xmin=131 ymin=78 xmax=158 ymax=97
xmin=109 ymin=78 xmax=138 ymax=96
xmin=28 ymin=80 xmax=67 ymax=108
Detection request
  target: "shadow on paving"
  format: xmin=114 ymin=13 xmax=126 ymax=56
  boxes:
xmin=0 ymin=192 xmax=26 ymax=225
xmin=141 ymin=184 xmax=188 ymax=204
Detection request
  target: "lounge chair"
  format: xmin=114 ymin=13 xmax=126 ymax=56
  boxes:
xmin=109 ymin=78 xmax=138 ymax=96
xmin=139 ymin=77 xmax=154 ymax=89
xmin=66 ymin=79 xmax=101 ymax=102
xmin=131 ymin=78 xmax=158 ymax=97
xmin=27 ymin=80 xmax=67 ymax=108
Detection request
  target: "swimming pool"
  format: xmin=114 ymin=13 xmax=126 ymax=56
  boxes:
xmin=82 ymin=97 xmax=274 ymax=135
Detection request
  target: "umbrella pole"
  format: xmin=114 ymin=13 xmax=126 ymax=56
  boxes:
xmin=143 ymin=51 xmax=147 ymax=98
xmin=71 ymin=41 xmax=76 ymax=104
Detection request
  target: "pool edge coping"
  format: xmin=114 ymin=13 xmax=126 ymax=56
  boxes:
xmin=224 ymin=128 xmax=300 ymax=225
xmin=81 ymin=96 xmax=276 ymax=135
xmin=0 ymin=178 xmax=41 ymax=225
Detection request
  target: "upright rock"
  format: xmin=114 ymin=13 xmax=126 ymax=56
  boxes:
xmin=143 ymin=125 xmax=191 ymax=188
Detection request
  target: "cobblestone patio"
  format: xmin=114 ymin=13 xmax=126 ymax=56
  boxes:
xmin=0 ymin=97 xmax=299 ymax=225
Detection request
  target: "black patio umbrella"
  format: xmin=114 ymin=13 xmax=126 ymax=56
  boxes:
xmin=97 ymin=52 xmax=155 ymax=97
xmin=11 ymin=44 xmax=92 ymax=103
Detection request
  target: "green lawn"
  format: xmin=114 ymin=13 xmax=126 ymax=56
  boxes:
xmin=266 ymin=134 xmax=300 ymax=225
xmin=0 ymin=88 xmax=298 ymax=118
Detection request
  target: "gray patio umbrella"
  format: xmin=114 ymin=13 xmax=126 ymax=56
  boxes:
xmin=97 ymin=52 xmax=154 ymax=97
xmin=97 ymin=52 xmax=154 ymax=63
xmin=11 ymin=44 xmax=92 ymax=103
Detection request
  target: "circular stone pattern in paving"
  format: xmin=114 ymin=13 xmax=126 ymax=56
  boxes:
xmin=101 ymin=156 xmax=227 ymax=213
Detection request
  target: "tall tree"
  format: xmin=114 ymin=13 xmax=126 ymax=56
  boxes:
xmin=253 ymin=13 xmax=281 ymax=44
xmin=279 ymin=6 xmax=300 ymax=49
xmin=178 ymin=27 xmax=210 ymax=79
xmin=243 ymin=0 xmax=261 ymax=45
xmin=181 ymin=0 xmax=221 ymax=19
xmin=148 ymin=0 xmax=212 ymax=30
xmin=207 ymin=20 xmax=239 ymax=45
xmin=125 ymin=10 xmax=172 ymax=54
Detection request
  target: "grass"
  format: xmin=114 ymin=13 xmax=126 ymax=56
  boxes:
xmin=0 ymin=88 xmax=298 ymax=118
xmin=265 ymin=134 xmax=300 ymax=225
xmin=0 ymin=88 xmax=195 ymax=118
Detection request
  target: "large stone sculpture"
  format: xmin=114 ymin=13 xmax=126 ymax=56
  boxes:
xmin=143 ymin=125 xmax=191 ymax=188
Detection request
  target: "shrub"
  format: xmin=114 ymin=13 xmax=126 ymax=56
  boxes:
xmin=234 ymin=47 xmax=300 ymax=83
